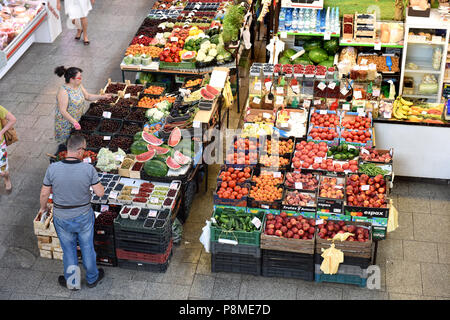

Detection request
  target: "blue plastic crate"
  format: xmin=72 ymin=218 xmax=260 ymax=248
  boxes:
xmin=315 ymin=273 xmax=367 ymax=287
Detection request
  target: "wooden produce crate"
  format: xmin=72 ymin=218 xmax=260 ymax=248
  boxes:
xmin=342 ymin=14 xmax=354 ymax=40
xmin=354 ymin=12 xmax=376 ymax=42
xmin=261 ymin=232 xmax=315 ymax=255
xmin=101 ymin=78 xmax=128 ymax=96
xmin=34 ymin=208 xmax=57 ymax=237
xmin=315 ymin=221 xmax=372 ymax=259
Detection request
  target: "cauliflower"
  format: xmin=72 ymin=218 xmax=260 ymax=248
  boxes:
xmin=208 ymin=48 xmax=218 ymax=57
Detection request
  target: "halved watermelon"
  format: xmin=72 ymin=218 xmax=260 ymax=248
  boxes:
xmin=173 ymin=150 xmax=191 ymax=165
xmin=142 ymin=132 xmax=163 ymax=146
xmin=200 ymin=88 xmax=215 ymax=100
xmin=135 ymin=149 xmax=156 ymax=162
xmin=181 ymin=51 xmax=196 ymax=61
xmin=206 ymin=84 xmax=219 ymax=96
xmin=148 ymin=144 xmax=171 ymax=155
xmin=168 ymin=127 xmax=181 ymax=147
xmin=166 ymin=156 xmax=181 ymax=170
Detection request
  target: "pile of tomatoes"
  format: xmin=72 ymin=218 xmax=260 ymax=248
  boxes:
xmin=292 ymin=141 xmax=328 ymax=170
xmin=233 ymin=138 xmax=260 ymax=152
xmin=308 ymin=127 xmax=339 ymax=141
xmin=340 ymin=115 xmax=371 ymax=130
xmin=310 ymin=112 xmax=340 ymax=128
xmin=341 ymin=129 xmax=372 ymax=144
xmin=265 ymin=138 xmax=294 ymax=155
xmin=216 ymin=183 xmax=249 ymax=200
xmin=226 ymin=152 xmax=258 ymax=165
xmin=218 ymin=167 xmax=252 ymax=184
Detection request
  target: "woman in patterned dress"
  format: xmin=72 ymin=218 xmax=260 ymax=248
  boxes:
xmin=0 ymin=105 xmax=16 ymax=192
xmin=54 ymin=66 xmax=111 ymax=144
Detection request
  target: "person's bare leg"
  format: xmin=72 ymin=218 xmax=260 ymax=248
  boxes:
xmin=1 ymin=171 xmax=11 ymax=191
xmin=80 ymin=17 xmax=88 ymax=43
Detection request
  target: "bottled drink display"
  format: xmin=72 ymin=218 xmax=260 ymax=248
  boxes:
xmin=278 ymin=7 xmax=340 ymax=34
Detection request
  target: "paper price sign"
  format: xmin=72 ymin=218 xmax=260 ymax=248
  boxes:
xmin=361 ymin=185 xmax=370 ymax=191
xmin=316 ymin=219 xmax=324 ymax=225
xmin=150 ymin=197 xmax=159 ymax=204
xmin=124 ymin=93 xmax=131 ymax=99
xmin=373 ymin=89 xmax=380 ymax=97
xmin=273 ymin=172 xmax=282 ymax=178
xmin=265 ymin=82 xmax=272 ymax=91
xmin=254 ymin=82 xmax=262 ymax=91
xmin=276 ymin=96 xmax=284 ymax=105
xmin=100 ymin=205 xmax=109 ymax=212
xmin=263 ymin=113 xmax=271 ymax=119
xmin=357 ymin=107 xmax=365 ymax=114
xmin=292 ymin=85 xmax=299 ymax=94
xmin=103 ymin=136 xmax=111 ymax=141
xmin=328 ymin=82 xmax=336 ymax=90
xmin=148 ymin=210 xmax=158 ymax=218
xmin=280 ymin=31 xmax=288 ymax=39
xmin=303 ymin=100 xmax=311 ymax=107
xmin=358 ymin=111 xmax=366 ymax=117
xmin=170 ymin=181 xmax=179 ymax=189
xmin=354 ymin=91 xmax=362 ymax=99
xmin=251 ymin=217 xmax=262 ymax=229
xmin=319 ymin=110 xmax=327 ymax=115
xmin=171 ymin=37 xmax=178 ymax=42
xmin=131 ymin=188 xmax=139 ymax=195
xmin=343 ymin=104 xmax=350 ymax=111
xmin=109 ymin=191 xmax=118 ymax=199
xmin=374 ymin=42 xmax=381 ymax=51
xmin=361 ymin=148 xmax=370 ymax=155
xmin=317 ymin=82 xmax=326 ymax=91
xmin=276 ymin=87 xmax=284 ymax=94
xmin=360 ymin=58 xmax=368 ymax=65
xmin=384 ymin=112 xmax=392 ymax=119
xmin=295 ymin=182 xmax=303 ymax=189
xmin=340 ymin=88 xmax=349 ymax=96
xmin=314 ymin=157 xmax=323 ymax=163
xmin=324 ymin=31 xmax=331 ymax=40
xmin=102 ymin=111 xmax=111 ymax=118
xmin=348 ymin=144 xmax=356 ymax=150
xmin=314 ymin=100 xmax=321 ymax=105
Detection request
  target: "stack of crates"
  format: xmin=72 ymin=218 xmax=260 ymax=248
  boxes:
xmin=209 ymin=208 xmax=265 ymax=276
xmin=113 ymin=208 xmax=173 ymax=272
xmin=314 ymin=263 xmax=369 ymax=288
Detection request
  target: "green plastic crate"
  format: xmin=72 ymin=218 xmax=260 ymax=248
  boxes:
xmin=159 ymin=61 xmax=196 ymax=70
xmin=210 ymin=211 xmax=265 ymax=246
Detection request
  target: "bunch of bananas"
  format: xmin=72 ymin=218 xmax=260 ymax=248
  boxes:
xmin=222 ymin=79 xmax=233 ymax=109
xmin=393 ymin=96 xmax=413 ymax=120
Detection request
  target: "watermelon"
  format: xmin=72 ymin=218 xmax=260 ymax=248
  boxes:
xmin=134 ymin=131 xmax=144 ymax=141
xmin=168 ymin=127 xmax=181 ymax=147
xmin=282 ymin=49 xmax=297 ymax=59
xmin=130 ymin=141 xmax=149 ymax=155
xmin=181 ymin=51 xmax=196 ymax=61
xmin=144 ymin=159 xmax=168 ymax=177
xmin=148 ymin=144 xmax=171 ymax=155
xmin=293 ymin=56 xmax=311 ymax=65
xmin=135 ymin=149 xmax=156 ymax=162
xmin=319 ymin=59 xmax=334 ymax=68
xmin=323 ymin=38 xmax=339 ymax=55
xmin=206 ymin=84 xmax=219 ymax=96
xmin=173 ymin=150 xmax=191 ymax=165
xmin=279 ymin=56 xmax=290 ymax=65
xmin=166 ymin=156 xmax=182 ymax=170
xmin=303 ymin=39 xmax=323 ymax=52
xmin=142 ymin=132 xmax=163 ymax=146
xmin=200 ymin=88 xmax=215 ymax=100
xmin=308 ymin=48 xmax=329 ymax=64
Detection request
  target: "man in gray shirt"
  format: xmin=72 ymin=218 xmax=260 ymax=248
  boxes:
xmin=39 ymin=135 xmax=105 ymax=290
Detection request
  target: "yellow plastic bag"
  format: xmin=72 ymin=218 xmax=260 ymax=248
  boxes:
xmin=320 ymin=244 xmax=344 ymax=275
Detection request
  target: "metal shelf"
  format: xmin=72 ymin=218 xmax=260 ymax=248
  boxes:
xmin=339 ymin=38 xmax=404 ymax=48
xmin=277 ymin=32 xmax=340 ymax=37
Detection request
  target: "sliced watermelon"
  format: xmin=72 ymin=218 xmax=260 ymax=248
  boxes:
xmin=166 ymin=156 xmax=181 ymax=170
xmin=149 ymin=144 xmax=171 ymax=155
xmin=142 ymin=132 xmax=163 ymax=146
xmin=206 ymin=84 xmax=219 ymax=96
xmin=200 ymin=88 xmax=215 ymax=100
xmin=173 ymin=150 xmax=191 ymax=165
xmin=168 ymin=127 xmax=181 ymax=147
xmin=135 ymin=149 xmax=156 ymax=162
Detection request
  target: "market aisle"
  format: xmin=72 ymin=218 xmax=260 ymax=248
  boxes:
xmin=0 ymin=1 xmax=449 ymax=301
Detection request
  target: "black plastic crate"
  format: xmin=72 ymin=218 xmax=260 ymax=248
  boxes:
xmin=117 ymin=257 xmax=171 ymax=273
xmin=114 ymin=236 xmax=172 ymax=254
xmin=314 ymin=253 xmax=372 ymax=269
xmin=262 ymin=250 xmax=314 ymax=271
xmin=262 ymin=265 xmax=314 ymax=281
xmin=211 ymin=242 xmax=261 ymax=258
xmin=211 ymin=253 xmax=261 ymax=276
xmin=114 ymin=225 xmax=172 ymax=245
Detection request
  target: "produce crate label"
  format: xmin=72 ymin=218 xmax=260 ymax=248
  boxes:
xmin=327 ymin=82 xmax=336 ymax=90
xmin=218 ymin=238 xmax=238 ymax=245
xmin=319 ymin=110 xmax=327 ymax=115
xmin=147 ymin=210 xmax=158 ymax=218
xmin=276 ymin=96 xmax=284 ymax=105
xmin=100 ymin=205 xmax=109 ymax=212
xmin=280 ymin=31 xmax=288 ymax=39
xmin=124 ymin=93 xmax=131 ymax=99
xmin=324 ymin=31 xmax=331 ymax=40
xmin=103 ymin=136 xmax=111 ymax=141
xmin=374 ymin=42 xmax=381 ymax=51
xmin=294 ymin=182 xmax=303 ymax=189
xmin=361 ymin=185 xmax=370 ymax=191
xmin=273 ymin=172 xmax=282 ymax=178
xmin=317 ymin=82 xmax=326 ymax=91
xmin=343 ymin=103 xmax=350 ymax=110
xmin=314 ymin=157 xmax=323 ymax=163
xmin=314 ymin=99 xmax=321 ymax=105
xmin=150 ymin=197 xmax=159 ymax=204
xmin=303 ymin=100 xmax=311 ymax=107
xmin=263 ymin=112 xmax=271 ymax=119
xmin=254 ymin=82 xmax=262 ymax=91
xmin=276 ymin=87 xmax=284 ymax=94
xmin=354 ymin=91 xmax=362 ymax=99
xmin=340 ymin=88 xmax=349 ymax=96
xmin=360 ymin=58 xmax=368 ymax=65
xmin=251 ymin=217 xmax=262 ymax=229
xmin=102 ymin=111 xmax=111 ymax=118
xmin=83 ymin=157 xmax=91 ymax=163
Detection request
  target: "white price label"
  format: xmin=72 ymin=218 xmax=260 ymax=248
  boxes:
xmin=171 ymin=37 xmax=178 ymax=42
xmin=361 ymin=148 xmax=370 ymax=155
xmin=147 ymin=210 xmax=158 ymax=218
xmin=261 ymin=205 xmax=269 ymax=209
xmin=373 ymin=89 xmax=380 ymax=97
xmin=276 ymin=87 xmax=284 ymax=94
xmin=265 ymin=81 xmax=272 ymax=92
xmin=124 ymin=93 xmax=131 ymax=99
xmin=263 ymin=113 xmax=271 ymax=119
xmin=170 ymin=181 xmax=179 ymax=189
xmin=316 ymin=219 xmax=324 ymax=225
xmin=280 ymin=31 xmax=288 ymax=39
xmin=295 ymin=182 xmax=303 ymax=189
xmin=303 ymin=100 xmax=311 ymax=107
xmin=324 ymin=31 xmax=331 ymax=40
xmin=100 ymin=205 xmax=109 ymax=212
xmin=328 ymin=82 xmax=336 ymax=90
xmin=193 ymin=121 xmax=201 ymax=128
xmin=254 ymin=82 xmax=262 ymax=91
xmin=432 ymin=36 xmax=442 ymax=43
xmin=421 ymin=111 xmax=427 ymax=115
xmin=150 ymin=197 xmax=159 ymax=204
xmin=252 ymin=97 xmax=261 ymax=105
xmin=103 ymin=136 xmax=111 ymax=141
xmin=384 ymin=111 xmax=392 ymax=119
xmin=360 ymin=58 xmax=368 ymax=65
xmin=131 ymin=188 xmax=139 ymax=195
xmin=273 ymin=172 xmax=282 ymax=178
xmin=374 ymin=42 xmax=381 ymax=51
xmin=280 ymin=122 xmax=288 ymax=128
xmin=314 ymin=157 xmax=323 ymax=163
xmin=340 ymin=88 xmax=349 ymax=96
xmin=354 ymin=91 xmax=362 ymax=99
xmin=357 ymin=107 xmax=365 ymax=114
xmin=83 ymin=157 xmax=92 ymax=163
xmin=343 ymin=104 xmax=350 ymax=111
xmin=348 ymin=144 xmax=356 ymax=150
xmin=319 ymin=110 xmax=327 ymax=115
xmin=94 ymin=211 xmax=101 ymax=218
xmin=292 ymin=85 xmax=299 ymax=94
xmin=251 ymin=217 xmax=262 ymax=229
xmin=317 ymin=82 xmax=326 ymax=91
xmin=314 ymin=100 xmax=322 ymax=106
xmin=276 ymin=96 xmax=284 ymax=105
xmin=102 ymin=111 xmax=111 ymax=118
xmin=361 ymin=185 xmax=370 ymax=191
xmin=109 ymin=191 xmax=118 ymax=199
xmin=358 ymin=111 xmax=366 ymax=117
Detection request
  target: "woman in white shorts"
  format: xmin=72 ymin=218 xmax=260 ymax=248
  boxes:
xmin=57 ymin=0 xmax=95 ymax=45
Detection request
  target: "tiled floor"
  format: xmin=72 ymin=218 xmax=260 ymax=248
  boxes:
xmin=0 ymin=0 xmax=449 ymax=300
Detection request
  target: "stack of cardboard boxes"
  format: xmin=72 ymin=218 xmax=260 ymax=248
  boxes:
xmin=33 ymin=205 xmax=63 ymax=260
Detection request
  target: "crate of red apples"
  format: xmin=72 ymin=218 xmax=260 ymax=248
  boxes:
xmin=315 ymin=220 xmax=372 ymax=258
xmin=344 ymin=174 xmax=390 ymax=218
xmin=281 ymin=189 xmax=317 ymax=212
xmin=261 ymin=212 xmax=315 ymax=254
xmin=359 ymin=148 xmax=393 ymax=164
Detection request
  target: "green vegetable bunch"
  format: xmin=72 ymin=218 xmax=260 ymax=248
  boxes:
xmin=222 ymin=4 xmax=246 ymax=44
xmin=359 ymin=163 xmax=390 ymax=177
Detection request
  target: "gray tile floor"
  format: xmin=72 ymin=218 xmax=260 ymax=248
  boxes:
xmin=0 ymin=0 xmax=449 ymax=300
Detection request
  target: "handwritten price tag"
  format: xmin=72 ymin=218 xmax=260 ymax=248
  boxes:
xmin=276 ymin=96 xmax=284 ymax=105
xmin=103 ymin=136 xmax=111 ymax=141
xmin=374 ymin=41 xmax=381 ymax=51
xmin=314 ymin=157 xmax=323 ymax=163
xmin=252 ymin=97 xmax=261 ymax=105
xmin=251 ymin=217 xmax=262 ymax=229
xmin=276 ymin=87 xmax=284 ymax=94
xmin=148 ymin=210 xmax=158 ymax=218
xmin=102 ymin=111 xmax=111 ymax=118
xmin=273 ymin=172 xmax=282 ymax=178
xmin=124 ymin=93 xmax=131 ymax=99
xmin=254 ymin=82 xmax=262 ymax=91
xmin=343 ymin=104 xmax=350 ymax=111
xmin=295 ymin=182 xmax=303 ymax=189
xmin=354 ymin=91 xmax=362 ymax=99
xmin=328 ymin=82 xmax=336 ymax=90
xmin=361 ymin=185 xmax=370 ymax=191
xmin=319 ymin=110 xmax=327 ymax=115
xmin=317 ymin=82 xmax=326 ymax=91
xmin=303 ymin=100 xmax=311 ymax=107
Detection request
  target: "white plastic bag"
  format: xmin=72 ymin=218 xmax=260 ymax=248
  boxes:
xmin=199 ymin=220 xmax=211 ymax=253
xmin=66 ymin=18 xmax=82 ymax=30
